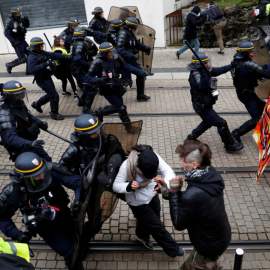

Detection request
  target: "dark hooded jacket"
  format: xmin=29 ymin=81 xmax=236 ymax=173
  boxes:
xmin=169 ymin=166 xmax=231 ymax=258
xmin=184 ymin=6 xmax=206 ymax=41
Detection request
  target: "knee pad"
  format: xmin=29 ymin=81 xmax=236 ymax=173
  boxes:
xmin=118 ymin=105 xmax=127 ymax=113
xmin=217 ymin=119 xmax=227 ymax=128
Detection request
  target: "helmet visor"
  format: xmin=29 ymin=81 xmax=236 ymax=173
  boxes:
xmin=204 ymin=58 xmax=212 ymax=71
xmin=9 ymin=89 xmax=27 ymax=107
xmin=24 ymin=167 xmax=52 ymax=193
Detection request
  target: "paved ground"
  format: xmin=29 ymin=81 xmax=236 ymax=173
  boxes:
xmin=1 ymin=48 xmax=270 ymax=269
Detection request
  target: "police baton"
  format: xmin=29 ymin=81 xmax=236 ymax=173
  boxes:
xmin=43 ymin=33 xmax=52 ymax=49
xmin=45 ymin=129 xmax=72 ymax=144
xmin=183 ymin=40 xmax=210 ymax=75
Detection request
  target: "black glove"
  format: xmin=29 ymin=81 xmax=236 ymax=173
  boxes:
xmin=30 ymin=140 xmax=45 ymax=148
xmin=133 ymin=54 xmax=139 ymax=60
xmin=16 ymin=230 xmax=32 ymax=243
xmin=45 ymin=60 xmax=52 ymax=66
xmin=70 ymin=200 xmax=80 ymax=219
xmin=100 ymin=77 xmax=107 ymax=85
xmin=145 ymin=71 xmax=154 ymax=77
xmin=39 ymin=122 xmax=48 ymax=131
xmin=27 ymin=123 xmax=40 ymax=137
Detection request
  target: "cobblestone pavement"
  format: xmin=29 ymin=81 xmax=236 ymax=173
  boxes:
xmin=1 ymin=48 xmax=270 ymax=269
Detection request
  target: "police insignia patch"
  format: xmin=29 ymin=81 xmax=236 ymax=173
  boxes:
xmin=89 ymin=119 xmax=95 ymax=124
xmin=32 ymin=159 xmax=39 ymax=166
xmin=15 ymin=83 xmax=20 ymax=88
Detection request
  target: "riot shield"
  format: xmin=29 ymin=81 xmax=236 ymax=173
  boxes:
xmin=123 ymin=6 xmax=143 ymax=24
xmin=107 ymin=6 xmax=136 ymax=32
xmin=253 ymin=39 xmax=270 ymax=99
xmin=136 ymin=24 xmax=156 ymax=73
xmin=71 ymin=133 xmax=102 ymax=269
xmin=86 ymin=121 xmax=143 ymax=235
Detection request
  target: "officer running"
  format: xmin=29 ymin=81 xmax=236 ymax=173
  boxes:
xmin=185 ymin=52 xmax=244 ymax=153
xmin=116 ymin=17 xmax=153 ymax=101
xmin=107 ymin=19 xmax=123 ymax=46
xmin=70 ymin=27 xmax=98 ymax=114
xmin=85 ymin=42 xmax=152 ymax=132
xmin=4 ymin=7 xmax=30 ymax=75
xmin=88 ymin=7 xmax=108 ymax=44
xmin=0 ymin=81 xmax=51 ymax=162
xmin=0 ymin=152 xmax=83 ymax=270
xmin=28 ymin=37 xmax=72 ymax=120
xmin=231 ymin=41 xmax=270 ymax=144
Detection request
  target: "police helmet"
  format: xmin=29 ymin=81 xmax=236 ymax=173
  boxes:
xmin=109 ymin=19 xmax=123 ymax=32
xmin=99 ymin=42 xmax=115 ymax=58
xmin=73 ymin=27 xmax=86 ymax=40
xmin=92 ymin=7 xmax=103 ymax=15
xmin=2 ymin=80 xmax=26 ymax=107
xmin=71 ymin=114 xmax=101 ymax=141
xmin=237 ymin=41 xmax=255 ymax=52
xmin=124 ymin=17 xmax=138 ymax=30
xmin=121 ymin=7 xmax=129 ymax=11
xmin=29 ymin=37 xmax=45 ymax=51
xmin=14 ymin=152 xmax=52 ymax=193
xmin=68 ymin=17 xmax=80 ymax=31
xmin=11 ymin=7 xmax=21 ymax=15
xmin=187 ymin=52 xmax=211 ymax=70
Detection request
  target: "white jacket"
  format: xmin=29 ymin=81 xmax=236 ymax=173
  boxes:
xmin=113 ymin=152 xmax=176 ymax=206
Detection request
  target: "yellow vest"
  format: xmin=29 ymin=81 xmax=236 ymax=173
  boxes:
xmin=0 ymin=237 xmax=30 ymax=262
xmin=52 ymin=47 xmax=70 ymax=66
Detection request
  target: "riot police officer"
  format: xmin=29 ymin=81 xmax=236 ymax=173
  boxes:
xmin=0 ymin=152 xmax=83 ymax=269
xmin=28 ymin=37 xmax=71 ymax=120
xmin=4 ymin=7 xmax=30 ymax=75
xmin=85 ymin=42 xmax=151 ymax=132
xmin=89 ymin=7 xmax=108 ymax=44
xmin=107 ymin=19 xmax=123 ymax=46
xmin=231 ymin=41 xmax=270 ymax=144
xmin=59 ymin=17 xmax=80 ymax=52
xmin=0 ymin=81 xmax=51 ymax=162
xmin=70 ymin=27 xmax=98 ymax=114
xmin=116 ymin=17 xmax=153 ymax=101
xmin=185 ymin=52 xmax=244 ymax=153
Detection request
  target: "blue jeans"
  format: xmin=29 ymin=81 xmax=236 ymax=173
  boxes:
xmin=178 ymin=38 xmax=200 ymax=55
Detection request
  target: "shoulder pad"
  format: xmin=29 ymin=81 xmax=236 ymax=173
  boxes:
xmin=0 ymin=108 xmax=13 ymax=133
xmin=243 ymin=61 xmax=264 ymax=74
xmin=9 ymin=169 xmax=23 ymax=184
xmin=116 ymin=29 xmax=128 ymax=48
xmin=4 ymin=17 xmax=12 ymax=30
xmin=0 ymin=183 xmax=14 ymax=210
xmin=89 ymin=18 xmax=97 ymax=30
xmin=59 ymin=31 xmax=67 ymax=38
xmin=51 ymin=162 xmax=75 ymax=176
xmin=75 ymin=41 xmax=84 ymax=55
xmin=89 ymin=59 xmax=103 ymax=73
xmin=192 ymin=70 xmax=201 ymax=85
xmin=59 ymin=144 xmax=79 ymax=166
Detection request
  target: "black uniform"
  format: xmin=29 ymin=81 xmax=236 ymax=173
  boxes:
xmin=89 ymin=17 xmax=108 ymax=44
xmin=4 ymin=8 xmax=30 ymax=74
xmin=231 ymin=42 xmax=270 ymax=143
xmin=107 ymin=19 xmax=123 ymax=46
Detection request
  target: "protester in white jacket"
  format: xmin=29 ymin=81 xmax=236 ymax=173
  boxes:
xmin=113 ymin=144 xmax=185 ymax=258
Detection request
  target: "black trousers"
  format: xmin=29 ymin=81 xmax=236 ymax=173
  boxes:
xmin=129 ymin=195 xmax=179 ymax=258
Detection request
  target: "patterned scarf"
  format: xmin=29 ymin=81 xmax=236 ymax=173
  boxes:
xmin=126 ymin=150 xmax=152 ymax=189
xmin=183 ymin=166 xmax=210 ymax=179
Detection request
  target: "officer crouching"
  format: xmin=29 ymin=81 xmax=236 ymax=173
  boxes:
xmin=0 ymin=152 xmax=84 ymax=270
xmin=231 ymin=41 xmax=270 ymax=145
xmin=27 ymin=37 xmax=72 ymax=120
xmin=0 ymin=81 xmax=51 ymax=162
xmin=185 ymin=53 xmax=244 ymax=153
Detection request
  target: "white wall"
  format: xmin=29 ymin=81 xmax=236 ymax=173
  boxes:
xmin=0 ymin=13 xmax=10 ymax=53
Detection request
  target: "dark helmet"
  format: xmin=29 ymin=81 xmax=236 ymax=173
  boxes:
xmin=71 ymin=114 xmax=101 ymax=141
xmin=2 ymin=80 xmax=26 ymax=107
xmin=11 ymin=7 xmax=21 ymax=15
xmin=109 ymin=19 xmax=123 ymax=32
xmin=14 ymin=152 xmax=52 ymax=193
xmin=29 ymin=37 xmax=45 ymax=51
xmin=187 ymin=52 xmax=211 ymax=70
xmin=124 ymin=17 xmax=138 ymax=30
xmin=68 ymin=17 xmax=80 ymax=31
xmin=73 ymin=27 xmax=86 ymax=40
xmin=121 ymin=7 xmax=129 ymax=11
xmin=234 ymin=41 xmax=255 ymax=60
xmin=98 ymin=42 xmax=115 ymax=57
xmin=92 ymin=7 xmax=103 ymax=15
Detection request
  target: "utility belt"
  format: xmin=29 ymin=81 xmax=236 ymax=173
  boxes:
xmin=213 ymin=19 xmax=225 ymax=25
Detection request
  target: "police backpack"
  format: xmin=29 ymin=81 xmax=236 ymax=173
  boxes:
xmin=254 ymin=3 xmax=267 ymax=19
xmin=209 ymin=5 xmax=224 ymax=20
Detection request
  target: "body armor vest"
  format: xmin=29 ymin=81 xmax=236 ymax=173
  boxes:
xmin=122 ymin=28 xmax=139 ymax=55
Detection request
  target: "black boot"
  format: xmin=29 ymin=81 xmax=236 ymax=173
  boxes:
xmin=50 ymin=94 xmax=64 ymax=120
xmin=136 ymin=75 xmax=151 ymax=101
xmin=118 ymin=105 xmax=133 ymax=133
xmin=50 ymin=112 xmax=64 ymax=120
xmin=5 ymin=58 xmax=27 ymax=74
xmin=232 ymin=119 xmax=258 ymax=144
xmin=81 ymin=92 xmax=96 ymax=114
xmin=77 ymin=99 xmax=85 ymax=107
xmin=64 ymin=254 xmax=84 ymax=270
xmin=95 ymin=106 xmax=118 ymax=123
xmin=184 ymin=134 xmax=200 ymax=142
xmin=31 ymin=102 xmax=43 ymax=113
xmin=219 ymin=121 xmax=244 ymax=153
